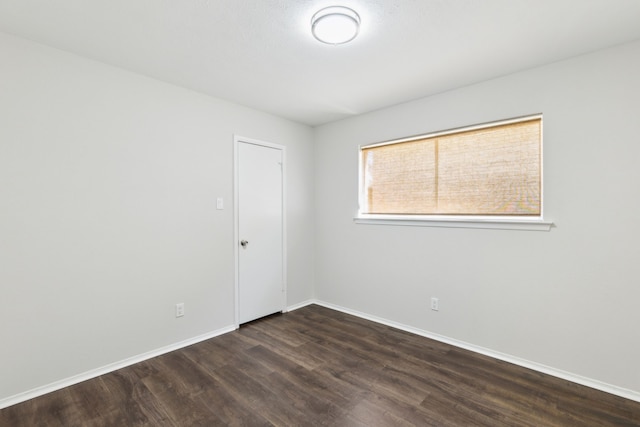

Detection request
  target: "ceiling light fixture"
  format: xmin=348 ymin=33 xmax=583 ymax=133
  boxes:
xmin=311 ymin=6 xmax=360 ymax=45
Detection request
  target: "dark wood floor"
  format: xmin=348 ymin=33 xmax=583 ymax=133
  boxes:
xmin=2 ymin=304 xmax=639 ymax=426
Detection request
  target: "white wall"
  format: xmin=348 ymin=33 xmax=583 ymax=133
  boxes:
xmin=0 ymin=32 xmax=314 ymax=403
xmin=314 ymin=40 xmax=640 ymax=395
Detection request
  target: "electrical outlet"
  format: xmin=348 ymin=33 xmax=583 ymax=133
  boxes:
xmin=431 ymin=297 xmax=439 ymax=311
xmin=176 ymin=303 xmax=185 ymax=318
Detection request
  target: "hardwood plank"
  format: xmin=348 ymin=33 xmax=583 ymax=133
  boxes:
xmin=97 ymin=366 xmax=173 ymax=427
xmin=2 ymin=304 xmax=640 ymax=426
xmin=138 ymin=357 xmax=222 ymax=426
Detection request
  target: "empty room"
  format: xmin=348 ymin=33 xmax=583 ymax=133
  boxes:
xmin=1 ymin=0 xmax=640 ymax=425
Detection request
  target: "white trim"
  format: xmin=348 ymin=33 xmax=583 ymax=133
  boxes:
xmin=287 ymin=299 xmax=316 ymax=312
xmin=4 ymin=301 xmax=638 ymax=408
xmin=358 ymin=114 xmax=547 ymax=227
xmin=0 ymin=325 xmax=235 ymax=410
xmin=354 ymin=215 xmax=553 ymax=231
xmin=540 ymin=116 xmax=545 ymax=219
xmin=281 ymin=148 xmax=288 ymax=313
xmin=234 ymin=139 xmax=240 ymax=327
xmin=233 ymin=135 xmax=287 ymax=327
xmin=311 ymin=300 xmax=640 ymax=403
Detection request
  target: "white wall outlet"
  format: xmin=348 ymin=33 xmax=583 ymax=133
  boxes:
xmin=431 ymin=297 xmax=439 ymax=311
xmin=216 ymin=197 xmax=224 ymax=210
xmin=176 ymin=303 xmax=185 ymax=317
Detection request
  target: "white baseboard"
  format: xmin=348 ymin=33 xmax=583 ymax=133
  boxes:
xmin=4 ymin=301 xmax=639 ymax=410
xmin=312 ymin=300 xmax=640 ymax=404
xmin=0 ymin=325 xmax=236 ymax=410
xmin=286 ymin=299 xmax=316 ymax=312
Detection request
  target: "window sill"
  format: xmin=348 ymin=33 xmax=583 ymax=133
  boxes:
xmin=354 ymin=215 xmax=554 ymax=231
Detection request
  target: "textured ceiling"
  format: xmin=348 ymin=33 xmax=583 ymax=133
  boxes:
xmin=1 ymin=0 xmax=640 ymax=126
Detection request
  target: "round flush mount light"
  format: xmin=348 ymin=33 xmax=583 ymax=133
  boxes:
xmin=311 ymin=6 xmax=361 ymax=45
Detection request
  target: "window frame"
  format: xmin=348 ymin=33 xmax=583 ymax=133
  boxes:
xmin=355 ymin=114 xmax=553 ymax=231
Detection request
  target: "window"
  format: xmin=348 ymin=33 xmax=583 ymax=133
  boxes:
xmin=358 ymin=115 xmax=550 ymax=230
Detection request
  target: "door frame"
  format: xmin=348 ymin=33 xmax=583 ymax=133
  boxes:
xmin=233 ymin=135 xmax=287 ymax=328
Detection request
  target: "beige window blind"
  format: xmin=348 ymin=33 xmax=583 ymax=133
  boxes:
xmin=361 ymin=117 xmax=541 ymax=216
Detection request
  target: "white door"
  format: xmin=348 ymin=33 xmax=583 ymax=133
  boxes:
xmin=235 ymin=138 xmax=285 ymax=324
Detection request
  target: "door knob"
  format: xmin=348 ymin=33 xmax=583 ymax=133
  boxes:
xmin=240 ymin=240 xmax=249 ymax=248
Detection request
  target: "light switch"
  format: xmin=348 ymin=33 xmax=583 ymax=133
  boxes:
xmin=216 ymin=197 xmax=224 ymax=210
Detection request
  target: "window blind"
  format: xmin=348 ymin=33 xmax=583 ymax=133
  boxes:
xmin=361 ymin=118 xmax=541 ymax=216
